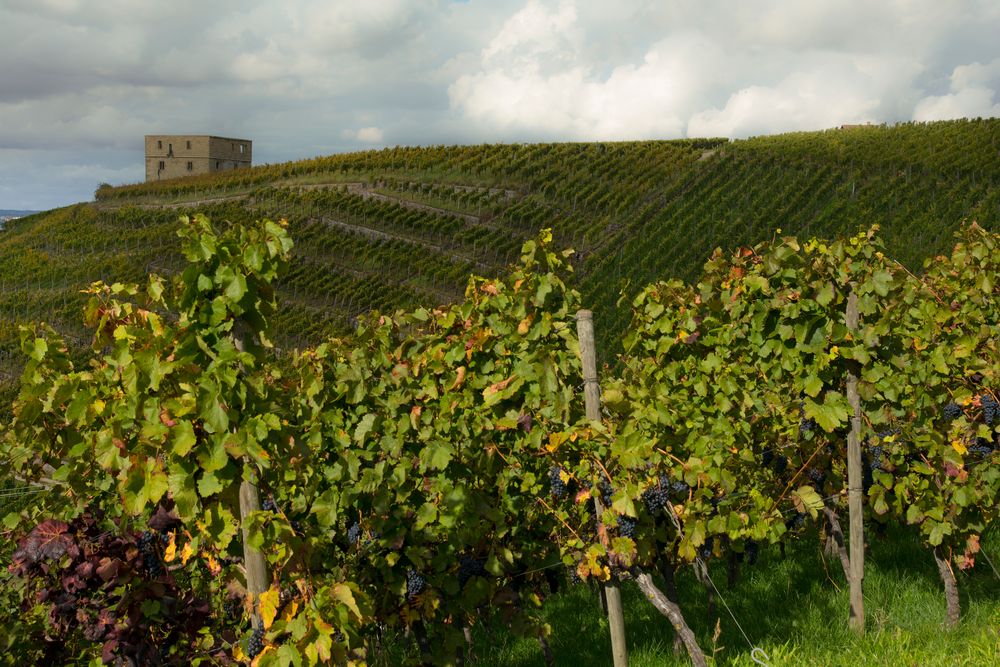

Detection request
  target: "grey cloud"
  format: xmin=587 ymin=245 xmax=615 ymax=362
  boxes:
xmin=1 ymin=0 xmax=999 ymax=209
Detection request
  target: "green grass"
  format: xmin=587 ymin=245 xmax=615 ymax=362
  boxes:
xmin=382 ymin=526 xmax=1000 ymax=666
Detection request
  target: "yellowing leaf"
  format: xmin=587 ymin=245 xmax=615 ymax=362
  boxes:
xmin=517 ymin=315 xmax=533 ymax=335
xmin=952 ymin=439 xmax=968 ymax=456
xmin=260 ymin=588 xmax=281 ymax=630
xmin=180 ymin=541 xmax=195 ymax=565
xmin=92 ymin=399 xmax=106 ymax=415
xmin=163 ymin=532 xmax=177 ymax=563
xmin=546 ymin=431 xmax=568 ymax=453
xmin=282 ymin=600 xmax=299 ymax=621
xmin=332 ymin=583 xmax=363 ymax=620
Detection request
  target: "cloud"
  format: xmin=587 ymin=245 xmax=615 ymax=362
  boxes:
xmin=347 ymin=127 xmax=385 ymax=143
xmin=449 ymin=2 xmax=724 ymax=140
xmin=2 ymin=0 xmax=1000 ymax=208
xmin=688 ymin=56 xmax=924 ymax=138
xmin=450 ymin=0 xmax=999 ymax=141
xmin=913 ymin=59 xmax=1000 ymax=121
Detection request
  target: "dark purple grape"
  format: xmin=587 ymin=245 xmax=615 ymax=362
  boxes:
xmin=247 ymin=626 xmax=265 ymax=659
xmin=618 ymin=516 xmax=637 ymax=539
xmin=981 ymin=393 xmax=997 ymax=425
xmin=806 ymin=467 xmax=826 ymax=487
xmin=641 ymin=477 xmax=669 ymax=514
xmin=458 ymin=556 xmax=487 ymax=588
xmin=943 ymin=402 xmax=963 ymax=420
xmin=549 ymin=466 xmax=568 ymax=498
xmin=406 ymin=569 xmax=426 ymax=599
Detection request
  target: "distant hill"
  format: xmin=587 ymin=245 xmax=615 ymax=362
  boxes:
xmin=0 ymin=208 xmax=38 ymax=229
xmin=1 ymin=118 xmax=998 ymax=403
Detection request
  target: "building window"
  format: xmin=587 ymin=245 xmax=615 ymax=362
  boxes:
xmin=239 ymin=144 xmax=245 ymax=154
xmin=157 ymin=140 xmax=162 ymax=149
xmin=216 ymin=161 xmax=220 ymax=169
xmin=187 ymin=161 xmax=193 ymax=171
xmin=186 ymin=140 xmax=191 ymax=150
xmin=158 ymin=161 xmax=165 ymax=170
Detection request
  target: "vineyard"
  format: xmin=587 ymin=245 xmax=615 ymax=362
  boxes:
xmin=3 ymin=119 xmax=1000 ymax=404
xmin=0 ymin=212 xmax=996 ymax=665
xmin=0 ymin=119 xmax=998 ymax=665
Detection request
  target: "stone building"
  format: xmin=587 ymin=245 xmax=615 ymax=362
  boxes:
xmin=145 ymin=135 xmax=252 ymax=182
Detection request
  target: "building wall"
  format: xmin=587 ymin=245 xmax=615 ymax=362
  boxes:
xmin=145 ymin=135 xmax=252 ymax=182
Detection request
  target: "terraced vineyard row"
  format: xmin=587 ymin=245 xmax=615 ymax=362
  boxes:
xmin=4 ymin=119 xmax=1000 ymax=403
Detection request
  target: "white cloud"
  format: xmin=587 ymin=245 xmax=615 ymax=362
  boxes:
xmin=450 ymin=2 xmax=725 ymax=140
xmin=449 ymin=0 xmax=969 ymax=141
xmin=688 ymin=56 xmax=924 ymax=138
xmin=913 ymin=58 xmax=1000 ymax=121
xmin=2 ymin=0 xmax=1000 ymax=207
xmin=352 ymin=127 xmax=385 ymax=143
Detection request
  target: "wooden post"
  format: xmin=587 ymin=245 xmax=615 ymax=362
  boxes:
xmin=576 ymin=310 xmax=628 ymax=667
xmin=240 ymin=478 xmax=271 ymax=628
xmin=845 ymin=289 xmax=865 ymax=633
xmin=233 ymin=326 xmax=271 ymax=629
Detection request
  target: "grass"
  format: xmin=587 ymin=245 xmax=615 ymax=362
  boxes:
xmin=376 ymin=526 xmax=1000 ymax=665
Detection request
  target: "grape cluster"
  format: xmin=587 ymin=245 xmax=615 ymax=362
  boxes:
xmin=969 ymin=439 xmax=994 ymax=458
xmin=805 ymin=467 xmax=826 ymax=487
xmin=799 ymin=417 xmax=817 ymax=436
xmin=261 ymin=497 xmax=277 ymax=512
xmin=347 ymin=521 xmax=361 ymax=545
xmin=458 ymin=556 xmax=487 ymax=587
xmin=247 ymin=626 xmax=265 ymax=659
xmin=549 ymin=466 xmax=568 ymax=498
xmin=982 ymin=393 xmax=998 ymax=425
xmin=641 ymin=477 xmax=669 ymax=515
xmin=598 ymin=478 xmax=614 ymax=505
xmin=617 ymin=516 xmax=637 ymax=539
xmin=223 ymin=597 xmax=242 ymax=622
xmin=138 ymin=531 xmax=163 ymax=577
xmin=406 ymin=569 xmax=426 ymax=599
xmin=943 ymin=402 xmax=963 ymax=420
xmin=867 ymin=445 xmax=884 ymax=472
xmin=671 ymin=479 xmax=690 ymax=499
xmin=785 ymin=512 xmax=806 ymax=531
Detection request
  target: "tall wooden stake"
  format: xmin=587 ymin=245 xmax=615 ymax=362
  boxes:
xmin=845 ymin=289 xmax=865 ymax=633
xmin=576 ymin=310 xmax=628 ymax=667
xmin=240 ymin=478 xmax=272 ymax=628
xmin=234 ymin=326 xmax=271 ymax=628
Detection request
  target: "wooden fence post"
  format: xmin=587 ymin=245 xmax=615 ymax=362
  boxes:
xmin=234 ymin=326 xmax=271 ymax=629
xmin=576 ymin=310 xmax=628 ymax=667
xmin=845 ymin=289 xmax=865 ymax=633
xmin=240 ymin=478 xmax=272 ymax=629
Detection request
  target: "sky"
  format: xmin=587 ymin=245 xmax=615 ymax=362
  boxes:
xmin=1 ymin=0 xmax=999 ymax=210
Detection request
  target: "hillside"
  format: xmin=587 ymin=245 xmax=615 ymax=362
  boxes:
xmin=2 ymin=118 xmax=999 ymax=405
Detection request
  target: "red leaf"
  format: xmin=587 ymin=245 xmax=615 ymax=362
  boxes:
xmin=14 ymin=520 xmax=79 ymax=565
xmin=96 ymin=557 xmax=124 ymax=583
